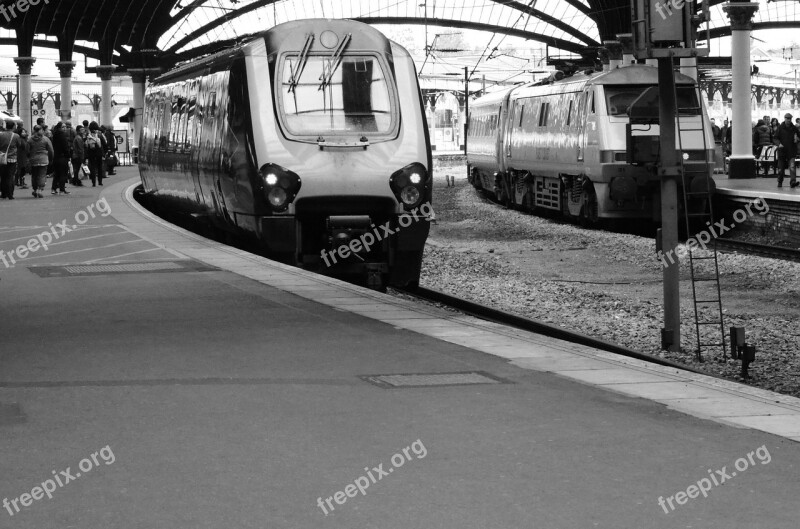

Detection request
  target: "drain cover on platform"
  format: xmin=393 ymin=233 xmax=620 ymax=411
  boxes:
xmin=359 ymin=371 xmax=510 ymax=389
xmin=29 ymin=260 xmax=217 ymax=277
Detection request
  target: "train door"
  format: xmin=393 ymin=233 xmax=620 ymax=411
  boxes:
xmin=208 ymin=87 xmax=230 ymax=223
xmin=576 ymin=88 xmax=590 ymax=162
xmin=189 ymin=80 xmax=206 ymax=207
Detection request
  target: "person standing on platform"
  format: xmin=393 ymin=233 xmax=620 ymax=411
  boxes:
xmin=86 ymin=122 xmax=107 ymax=187
xmin=51 ymin=122 xmax=71 ymax=195
xmin=0 ymin=121 xmax=23 ymax=200
xmin=71 ymin=125 xmax=86 ymax=186
xmin=775 ymin=113 xmax=799 ymax=188
xmin=101 ymin=125 xmax=117 ymax=176
xmin=711 ymin=118 xmax=721 ymax=143
xmin=15 ymin=125 xmax=29 ymax=189
xmin=27 ymin=125 xmax=53 ymax=198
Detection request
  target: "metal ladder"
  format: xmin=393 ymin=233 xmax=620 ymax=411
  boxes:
xmin=673 ymin=76 xmax=727 ymax=362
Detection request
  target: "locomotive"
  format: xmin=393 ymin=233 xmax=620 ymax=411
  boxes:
xmin=138 ymin=19 xmax=432 ymax=288
xmin=467 ymin=65 xmax=714 ymax=223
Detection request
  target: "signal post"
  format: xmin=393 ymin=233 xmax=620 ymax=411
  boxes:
xmin=630 ymin=0 xmax=709 ymax=351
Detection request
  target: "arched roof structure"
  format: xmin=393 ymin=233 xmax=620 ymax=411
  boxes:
xmin=0 ymin=0 xmax=798 ymax=74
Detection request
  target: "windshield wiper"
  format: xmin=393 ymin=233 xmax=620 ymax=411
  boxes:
xmin=318 ymin=33 xmax=352 ymax=91
xmin=288 ymin=33 xmax=314 ymax=94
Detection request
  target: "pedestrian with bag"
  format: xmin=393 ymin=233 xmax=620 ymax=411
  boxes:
xmin=27 ymin=125 xmax=53 ymax=198
xmin=86 ymin=122 xmax=107 ymax=186
xmin=775 ymin=113 xmax=799 ymax=188
xmin=0 ymin=120 xmax=23 ymax=200
xmin=71 ymin=125 xmax=86 ymax=186
xmin=15 ymin=125 xmax=30 ymax=189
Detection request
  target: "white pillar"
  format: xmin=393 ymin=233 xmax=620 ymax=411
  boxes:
xmin=129 ymin=69 xmax=147 ymax=150
xmin=96 ymin=65 xmax=116 ymax=127
xmin=723 ymin=1 xmax=759 ymax=179
xmin=13 ymin=57 xmax=35 ymax=130
xmin=55 ymin=61 xmax=76 ymax=122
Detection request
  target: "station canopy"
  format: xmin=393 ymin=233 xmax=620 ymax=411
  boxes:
xmin=0 ymin=0 xmax=798 ymax=75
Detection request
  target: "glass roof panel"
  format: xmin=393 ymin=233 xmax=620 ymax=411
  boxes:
xmin=158 ymin=0 xmax=601 ymax=55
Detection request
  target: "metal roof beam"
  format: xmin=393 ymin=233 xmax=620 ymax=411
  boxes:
xmin=488 ymin=0 xmax=599 ymax=46
xmin=357 ymin=17 xmax=587 ymax=55
xmin=164 ymin=0 xmax=280 ymax=54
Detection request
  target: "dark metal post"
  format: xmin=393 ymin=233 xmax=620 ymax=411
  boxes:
xmin=464 ymin=66 xmax=469 ymax=155
xmin=658 ymin=57 xmax=681 ymax=352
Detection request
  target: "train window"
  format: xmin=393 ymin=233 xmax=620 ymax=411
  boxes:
xmin=518 ymin=104 xmax=525 ymax=127
xmin=538 ymin=102 xmax=549 ymax=127
xmin=590 ymin=92 xmax=595 ymax=114
xmin=279 ymin=54 xmax=396 ymax=136
xmin=566 ymin=99 xmax=573 ymax=126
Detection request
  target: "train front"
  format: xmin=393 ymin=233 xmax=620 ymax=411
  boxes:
xmin=246 ymin=19 xmax=431 ymax=289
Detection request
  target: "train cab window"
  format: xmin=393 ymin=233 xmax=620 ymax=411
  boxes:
xmin=279 ymin=54 xmax=396 ymax=137
xmin=518 ymin=104 xmax=525 ymax=127
xmin=604 ymin=85 xmax=701 ymax=117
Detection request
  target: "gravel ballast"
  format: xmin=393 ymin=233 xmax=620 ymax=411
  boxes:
xmin=419 ymin=162 xmax=800 ymax=398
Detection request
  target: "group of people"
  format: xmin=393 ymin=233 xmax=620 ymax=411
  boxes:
xmin=0 ymin=118 xmax=118 ymax=200
xmin=710 ymin=113 xmax=800 ymax=188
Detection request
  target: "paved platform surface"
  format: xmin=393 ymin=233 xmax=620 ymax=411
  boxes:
xmin=713 ymin=173 xmax=800 ymax=202
xmin=1 ymin=168 xmax=799 ymax=528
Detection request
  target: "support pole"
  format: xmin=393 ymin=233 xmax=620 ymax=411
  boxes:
xmin=55 ymin=61 xmax=76 ymax=122
xmin=658 ymin=57 xmax=681 ymax=352
xmin=723 ymin=1 xmax=759 ymax=179
xmin=13 ymin=57 xmax=35 ymax=130
xmin=464 ymin=66 xmax=469 ymax=156
xmin=129 ymin=69 xmax=149 ymax=151
xmin=96 ymin=65 xmax=116 ymax=127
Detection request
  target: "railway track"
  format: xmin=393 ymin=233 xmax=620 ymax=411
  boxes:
xmin=715 ymin=238 xmax=800 ymax=263
xmin=395 ymin=286 xmax=707 ymax=375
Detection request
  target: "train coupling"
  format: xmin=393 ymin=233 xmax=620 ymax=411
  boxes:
xmin=326 ymin=215 xmax=374 ymax=258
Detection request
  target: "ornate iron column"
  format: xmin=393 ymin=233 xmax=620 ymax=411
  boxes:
xmin=13 ymin=57 xmax=35 ymax=130
xmin=96 ymin=65 xmax=116 ymax=127
xmin=723 ymin=0 xmax=759 ymax=179
xmin=55 ymin=61 xmax=76 ymax=122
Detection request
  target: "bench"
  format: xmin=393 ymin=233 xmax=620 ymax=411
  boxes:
xmin=755 ymin=145 xmax=778 ymax=176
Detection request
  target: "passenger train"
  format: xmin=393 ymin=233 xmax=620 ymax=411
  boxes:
xmin=467 ymin=65 xmax=714 ymax=223
xmin=138 ymin=19 xmax=432 ymax=288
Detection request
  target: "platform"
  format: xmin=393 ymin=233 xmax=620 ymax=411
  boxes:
xmin=713 ymin=173 xmax=800 ymax=202
xmin=1 ymin=168 xmax=800 ymax=528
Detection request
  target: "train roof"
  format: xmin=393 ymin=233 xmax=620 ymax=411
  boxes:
xmin=470 ymin=64 xmax=698 ymax=108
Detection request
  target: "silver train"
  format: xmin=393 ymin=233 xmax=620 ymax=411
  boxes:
xmin=138 ymin=19 xmax=432 ymax=288
xmin=467 ymin=65 xmax=714 ymax=223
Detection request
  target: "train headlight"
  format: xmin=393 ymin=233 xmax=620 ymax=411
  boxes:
xmin=259 ymin=163 xmax=301 ymax=212
xmin=390 ymin=163 xmax=428 ymax=210
xmin=268 ymin=187 xmax=288 ymax=207
xmin=400 ymin=186 xmax=421 ymax=206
